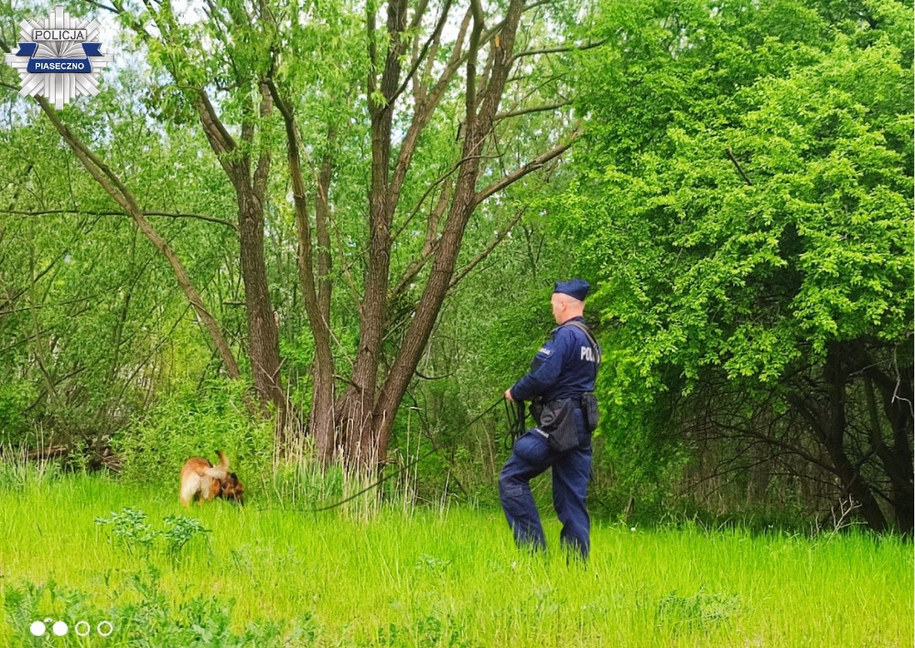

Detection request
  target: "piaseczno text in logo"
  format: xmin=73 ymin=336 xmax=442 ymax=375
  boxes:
xmin=4 ymin=5 xmax=112 ymax=109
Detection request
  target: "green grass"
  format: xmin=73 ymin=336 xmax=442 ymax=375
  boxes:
xmin=0 ymin=472 xmax=911 ymax=647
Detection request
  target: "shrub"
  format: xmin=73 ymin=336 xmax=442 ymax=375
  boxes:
xmin=3 ymin=567 xmax=317 ymax=647
xmin=113 ymin=378 xmax=273 ymax=486
xmin=0 ymin=380 xmax=37 ymax=446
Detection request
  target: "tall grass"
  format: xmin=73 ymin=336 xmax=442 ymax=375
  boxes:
xmin=0 ymin=469 xmax=911 ymax=647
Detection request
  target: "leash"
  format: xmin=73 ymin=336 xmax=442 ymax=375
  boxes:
xmin=503 ymin=397 xmax=527 ymax=450
xmin=308 ymin=396 xmax=507 ymax=513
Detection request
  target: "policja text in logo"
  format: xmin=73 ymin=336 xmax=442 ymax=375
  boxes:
xmin=4 ymin=5 xmax=112 ymax=109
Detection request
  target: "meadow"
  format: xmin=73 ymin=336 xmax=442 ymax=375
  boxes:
xmin=0 ymin=468 xmax=911 ymax=647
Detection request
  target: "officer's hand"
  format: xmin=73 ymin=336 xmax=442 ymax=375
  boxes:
xmin=504 ymin=388 xmax=514 ymax=402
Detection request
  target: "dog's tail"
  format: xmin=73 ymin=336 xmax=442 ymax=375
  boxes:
xmin=203 ymin=450 xmax=230 ymax=480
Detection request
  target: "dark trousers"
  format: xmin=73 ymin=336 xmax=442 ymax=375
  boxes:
xmin=498 ymin=415 xmax=592 ymax=560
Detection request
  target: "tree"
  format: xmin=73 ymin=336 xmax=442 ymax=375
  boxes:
xmin=0 ymin=60 xmax=240 ymax=451
xmin=564 ymin=0 xmax=913 ymax=530
xmin=3 ymin=0 xmax=585 ymax=467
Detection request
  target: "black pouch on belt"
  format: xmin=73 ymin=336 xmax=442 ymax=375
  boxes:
xmin=538 ymin=398 xmax=580 ymax=453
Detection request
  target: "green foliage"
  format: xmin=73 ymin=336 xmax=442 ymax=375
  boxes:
xmin=371 ymin=613 xmax=481 ymax=648
xmin=655 ymin=588 xmax=742 ymax=632
xmin=113 ymin=378 xmax=273 ymax=484
xmin=2 ymin=567 xmax=316 ymax=648
xmin=94 ymin=507 xmax=159 ymax=553
xmin=0 ymin=49 xmax=240 ymax=452
xmin=572 ymin=0 xmax=912 ymax=385
xmin=557 ymin=0 xmax=913 ymax=516
xmin=94 ymin=507 xmax=211 ymax=560
xmin=0 ymin=381 xmax=37 ymax=444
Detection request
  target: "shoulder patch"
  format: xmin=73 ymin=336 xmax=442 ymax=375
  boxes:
xmin=537 ymin=347 xmax=552 ymax=356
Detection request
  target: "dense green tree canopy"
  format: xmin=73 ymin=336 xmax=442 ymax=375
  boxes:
xmin=561 ymin=0 xmax=913 ymax=529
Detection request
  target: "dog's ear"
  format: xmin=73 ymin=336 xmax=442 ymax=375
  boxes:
xmin=216 ymin=450 xmax=230 ymax=471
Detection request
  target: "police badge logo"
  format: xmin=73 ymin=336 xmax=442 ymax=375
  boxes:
xmin=4 ymin=5 xmax=112 ymax=109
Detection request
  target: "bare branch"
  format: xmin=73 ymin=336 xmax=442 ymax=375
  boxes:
xmin=391 ymin=178 xmax=453 ymax=297
xmin=195 ymin=90 xmax=238 ymax=160
xmin=265 ymin=79 xmax=321 ymax=315
xmin=392 ymin=168 xmax=458 ymax=244
xmin=324 ymin=205 xmax=363 ymax=309
xmin=726 ymin=148 xmax=753 ymax=186
xmin=450 ymin=206 xmax=525 ymax=289
xmin=367 ymin=0 xmax=378 ymax=93
xmin=81 ymin=0 xmax=119 ymax=14
xmin=465 ymin=0 xmax=485 ymax=131
xmin=252 ymin=82 xmax=273 ymax=199
xmin=473 ymin=130 xmax=580 ymax=207
xmin=425 ymin=6 xmax=470 ymax=85
xmin=387 ymin=0 xmax=453 ymax=108
xmin=494 ymin=100 xmax=571 ymax=122
xmin=512 ymin=38 xmax=608 ymax=62
xmin=386 ymin=10 xmax=504 ymax=212
xmin=314 ymin=129 xmax=335 ymax=318
xmin=1 ymin=208 xmax=236 ymax=230
xmin=522 ymin=0 xmax=557 ymax=12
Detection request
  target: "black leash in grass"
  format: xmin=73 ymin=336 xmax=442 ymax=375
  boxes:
xmin=308 ymin=396 xmax=508 ymax=513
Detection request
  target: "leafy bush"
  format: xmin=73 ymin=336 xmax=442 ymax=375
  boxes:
xmin=0 ymin=380 xmax=37 ymax=446
xmin=0 ymin=380 xmax=35 ymax=444
xmin=94 ymin=507 xmax=159 ymax=554
xmin=2 ymin=567 xmax=318 ymax=647
xmin=113 ymin=378 xmax=273 ymax=486
xmin=94 ymin=508 xmax=211 ymax=561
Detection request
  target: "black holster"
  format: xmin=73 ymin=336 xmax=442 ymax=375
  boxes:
xmin=529 ymin=398 xmax=544 ymax=425
xmin=581 ymin=392 xmax=599 ymax=432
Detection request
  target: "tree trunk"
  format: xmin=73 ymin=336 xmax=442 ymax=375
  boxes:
xmin=359 ymin=0 xmax=526 ymax=468
xmin=268 ymin=78 xmax=337 ymax=459
xmin=194 ymin=84 xmax=290 ymax=437
xmin=311 ymin=148 xmax=337 ymax=462
xmin=373 ymin=156 xmax=483 ymax=461
xmin=862 ymin=351 xmax=914 ymax=533
xmin=822 ymin=343 xmax=888 ymax=531
xmin=334 ymin=0 xmax=409 ymax=467
xmin=237 ymin=190 xmax=286 ymax=428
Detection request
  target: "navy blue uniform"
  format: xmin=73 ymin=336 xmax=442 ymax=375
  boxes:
xmin=509 ymin=316 xmax=599 ymax=403
xmin=500 ymin=315 xmax=600 ymax=560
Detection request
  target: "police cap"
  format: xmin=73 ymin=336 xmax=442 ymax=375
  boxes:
xmin=553 ymin=279 xmax=590 ymax=301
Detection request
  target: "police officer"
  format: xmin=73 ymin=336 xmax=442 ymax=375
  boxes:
xmin=500 ymin=279 xmax=600 ymax=560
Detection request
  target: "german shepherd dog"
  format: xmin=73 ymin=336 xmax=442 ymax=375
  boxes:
xmin=179 ymin=451 xmax=244 ymax=507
